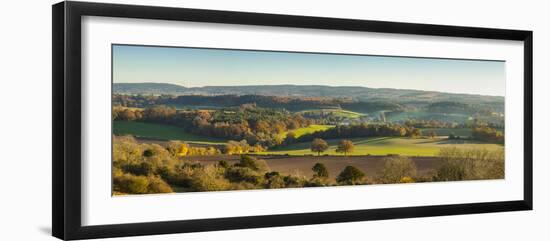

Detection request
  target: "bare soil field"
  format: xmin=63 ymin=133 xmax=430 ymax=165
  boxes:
xmin=180 ymin=154 xmax=440 ymax=180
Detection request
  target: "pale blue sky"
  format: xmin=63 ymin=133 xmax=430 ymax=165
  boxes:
xmin=113 ymin=44 xmax=505 ymax=96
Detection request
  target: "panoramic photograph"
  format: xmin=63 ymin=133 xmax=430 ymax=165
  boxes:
xmin=111 ymin=44 xmax=505 ymax=195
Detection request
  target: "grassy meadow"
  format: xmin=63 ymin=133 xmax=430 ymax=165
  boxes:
xmin=283 ymin=124 xmax=334 ymax=138
xmin=113 ymin=121 xmax=226 ymax=145
xmin=261 ymin=136 xmax=502 ymax=156
xmin=114 ymin=120 xmax=502 ymax=157
xmin=418 ymin=128 xmax=472 ymax=137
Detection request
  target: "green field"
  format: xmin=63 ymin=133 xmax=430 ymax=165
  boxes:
xmin=299 ymin=109 xmax=366 ymax=119
xmin=419 ymin=128 xmax=472 ymax=137
xmin=114 ymin=121 xmax=502 ymax=157
xmin=261 ymin=136 xmax=503 ymax=157
xmin=385 ymin=111 xmax=469 ymax=123
xmin=286 ymin=124 xmax=334 ymax=138
xmin=113 ymin=121 xmax=225 ymax=144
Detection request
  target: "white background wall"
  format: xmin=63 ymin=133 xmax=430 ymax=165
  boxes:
xmin=0 ymin=0 xmax=547 ymax=240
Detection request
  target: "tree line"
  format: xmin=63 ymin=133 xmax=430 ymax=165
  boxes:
xmin=471 ymin=126 xmax=504 ymax=144
xmin=295 ymin=123 xmax=422 ymax=143
xmin=112 ymin=94 xmax=406 ymax=113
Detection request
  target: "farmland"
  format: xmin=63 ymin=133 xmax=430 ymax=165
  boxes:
xmin=385 ymin=111 xmax=470 ymax=123
xmin=115 ymin=121 xmax=334 ymax=144
xmin=177 ymin=154 xmax=441 ymax=181
xmin=419 ymin=128 xmax=472 ymax=137
xmin=113 ymin=121 xmax=225 ymax=145
xmin=283 ymin=124 xmax=334 ymax=138
xmin=299 ymin=109 xmax=365 ymax=118
xmin=262 ymin=136 xmax=502 ymax=156
xmin=111 ymin=83 xmax=506 ymax=195
xmin=113 ymin=120 xmax=502 ymax=157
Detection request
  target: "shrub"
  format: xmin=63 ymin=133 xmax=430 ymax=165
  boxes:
xmin=336 ymin=166 xmax=365 ymax=185
xmin=143 ymin=149 xmax=155 ymax=157
xmin=218 ymin=160 xmax=230 ymax=169
xmin=264 ymin=171 xmax=280 ymax=179
xmin=146 ymin=175 xmax=173 ymax=193
xmin=224 ymin=140 xmax=252 ymax=155
xmin=283 ymin=175 xmax=305 ymax=188
xmin=235 ymin=155 xmax=268 ymax=172
xmin=113 ymin=173 xmax=150 ymax=194
xmin=434 ymin=158 xmax=466 ymax=181
xmin=113 ymin=172 xmax=174 ymax=194
xmin=303 ymin=178 xmax=325 ymax=187
xmin=225 ymin=167 xmax=263 ymax=184
xmin=434 ymin=147 xmax=504 ymax=181
xmin=264 ymin=172 xmax=286 ymax=189
xmin=190 ymin=165 xmax=231 ymax=191
xmin=142 ymin=143 xmax=177 ymax=168
xmin=400 ymin=176 xmax=414 ymax=183
xmin=166 ymin=141 xmax=186 ymax=157
xmin=380 ymin=156 xmax=417 ymax=184
xmin=157 ymin=165 xmax=194 ymax=187
xmin=312 ymin=163 xmax=329 ymax=179
xmin=125 ymin=161 xmax=154 ymax=176
xmin=113 ymin=136 xmax=143 ymax=168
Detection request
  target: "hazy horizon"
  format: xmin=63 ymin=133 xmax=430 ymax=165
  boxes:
xmin=113 ymin=44 xmax=506 ymax=96
xmin=116 ymin=82 xmax=505 ymax=97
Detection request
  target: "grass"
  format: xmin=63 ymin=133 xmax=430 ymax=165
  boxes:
xmin=386 ymin=111 xmax=469 ymax=123
xmin=113 ymin=121 xmax=226 ymax=144
xmin=286 ymin=124 xmax=334 ymax=138
xmin=113 ymin=121 xmax=501 ymax=157
xmin=419 ymin=128 xmax=472 ymax=137
xmin=299 ymin=109 xmax=366 ymax=119
xmin=261 ymin=136 xmax=503 ymax=157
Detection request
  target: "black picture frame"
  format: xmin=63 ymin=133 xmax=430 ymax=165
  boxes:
xmin=52 ymin=1 xmax=533 ymax=240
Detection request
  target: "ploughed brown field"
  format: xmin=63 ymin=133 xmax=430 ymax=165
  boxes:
xmin=180 ymin=155 xmax=440 ymax=181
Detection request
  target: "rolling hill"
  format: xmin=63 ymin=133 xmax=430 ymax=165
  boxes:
xmin=113 ymin=82 xmax=504 ymax=104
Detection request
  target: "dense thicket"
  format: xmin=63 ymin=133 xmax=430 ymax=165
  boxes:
xmin=434 ymin=147 xmax=504 ymax=181
xmin=471 ymin=126 xmax=505 ymax=144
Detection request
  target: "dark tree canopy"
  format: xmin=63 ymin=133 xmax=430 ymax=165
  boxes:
xmin=312 ymin=162 xmax=329 ymax=179
xmin=336 ymin=166 xmax=365 ymax=185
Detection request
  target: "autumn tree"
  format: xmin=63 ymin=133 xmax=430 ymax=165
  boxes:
xmin=472 ymin=126 xmax=504 ymax=143
xmin=116 ymin=108 xmax=140 ymax=121
xmin=336 ymin=139 xmax=354 ymax=156
xmin=310 ymin=138 xmax=329 ymax=156
xmin=142 ymin=105 xmax=176 ymax=122
xmin=409 ymin=128 xmax=422 ymax=138
xmin=224 ymin=140 xmax=251 ymax=155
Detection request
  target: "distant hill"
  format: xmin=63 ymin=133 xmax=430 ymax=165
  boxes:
xmin=113 ymin=83 xmax=189 ymax=95
xmin=113 ymin=82 xmax=504 ymax=104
